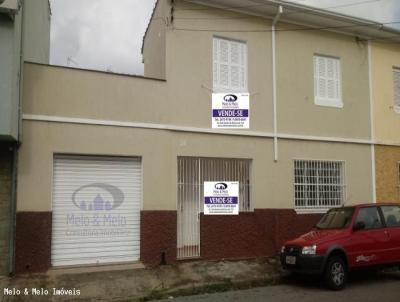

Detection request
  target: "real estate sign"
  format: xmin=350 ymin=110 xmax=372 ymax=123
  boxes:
xmin=204 ymin=181 xmax=239 ymax=215
xmin=212 ymin=93 xmax=249 ymax=129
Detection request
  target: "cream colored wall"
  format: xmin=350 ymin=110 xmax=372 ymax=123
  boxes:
xmin=23 ymin=0 xmax=50 ymax=64
xmin=172 ymin=134 xmax=373 ymax=209
xmin=168 ymin=1 xmax=274 ymax=131
xmin=142 ymin=0 xmax=170 ymax=79
xmin=163 ymin=0 xmax=371 ymax=138
xmin=18 ymin=1 xmax=375 ymax=213
xmin=276 ymin=25 xmax=371 ymax=139
xmin=17 ymin=120 xmax=373 ymax=212
xmin=22 ymin=64 xmax=169 ymax=125
xmin=17 ymin=121 xmax=175 ymax=212
xmin=371 ymin=42 xmax=400 ymax=144
xmin=275 ymin=140 xmax=373 ymax=207
xmin=27 ymin=1 xmax=372 ymax=138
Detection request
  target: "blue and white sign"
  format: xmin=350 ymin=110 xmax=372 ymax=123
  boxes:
xmin=204 ymin=181 xmax=239 ymax=215
xmin=212 ymin=93 xmax=250 ymax=129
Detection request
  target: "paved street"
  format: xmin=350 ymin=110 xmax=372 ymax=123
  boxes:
xmin=157 ymin=271 xmax=400 ymax=302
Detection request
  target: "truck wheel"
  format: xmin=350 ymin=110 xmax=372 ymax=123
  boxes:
xmin=324 ymin=256 xmax=347 ymax=290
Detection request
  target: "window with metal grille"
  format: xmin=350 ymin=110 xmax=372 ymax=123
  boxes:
xmin=213 ymin=37 xmax=247 ymax=92
xmin=178 ymin=157 xmax=252 ymax=212
xmin=393 ymin=68 xmax=400 ymax=114
xmin=314 ymin=55 xmax=342 ymax=108
xmin=294 ymin=160 xmax=345 ymax=212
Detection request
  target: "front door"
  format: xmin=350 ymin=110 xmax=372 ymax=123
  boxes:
xmin=176 ymin=157 xmax=251 ymax=259
xmin=177 ymin=157 xmax=201 ymax=259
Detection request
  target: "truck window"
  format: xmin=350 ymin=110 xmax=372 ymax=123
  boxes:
xmin=381 ymin=206 xmax=400 ymax=227
xmin=355 ymin=207 xmax=383 ymax=229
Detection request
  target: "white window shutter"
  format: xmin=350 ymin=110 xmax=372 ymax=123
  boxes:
xmin=327 ymin=59 xmax=335 ymax=99
xmin=230 ymin=42 xmax=239 ymax=64
xmin=393 ymin=69 xmax=400 ymax=113
xmin=230 ymin=42 xmax=240 ymax=89
xmin=231 ymin=66 xmax=240 ymax=88
xmin=241 ymin=43 xmax=247 ymax=89
xmin=220 ymin=39 xmax=229 ymax=63
xmin=213 ymin=37 xmax=247 ymax=92
xmin=213 ymin=39 xmax=219 ymax=88
xmin=314 ymin=56 xmax=327 ymax=100
xmin=220 ymin=64 xmax=229 ymax=87
xmin=314 ymin=55 xmax=342 ymax=108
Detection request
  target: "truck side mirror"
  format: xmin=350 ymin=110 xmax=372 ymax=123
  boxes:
xmin=353 ymin=221 xmax=366 ymax=232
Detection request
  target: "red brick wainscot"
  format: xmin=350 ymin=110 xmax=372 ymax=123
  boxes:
xmin=14 ymin=209 xmax=321 ymax=273
xmin=140 ymin=210 xmax=177 ymax=267
xmin=200 ymin=209 xmax=322 ymax=261
xmin=15 ymin=212 xmax=52 ymax=274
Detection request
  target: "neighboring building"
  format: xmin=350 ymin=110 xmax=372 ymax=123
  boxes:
xmin=15 ymin=0 xmax=400 ymax=273
xmin=370 ymin=41 xmax=400 ymax=202
xmin=0 ymin=0 xmax=50 ymax=275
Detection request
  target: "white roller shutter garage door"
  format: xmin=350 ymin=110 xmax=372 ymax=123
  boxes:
xmin=51 ymin=156 xmax=142 ymax=266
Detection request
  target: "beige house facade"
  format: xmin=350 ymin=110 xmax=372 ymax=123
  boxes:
xmin=370 ymin=42 xmax=400 ymax=202
xmin=15 ymin=0 xmax=400 ymax=273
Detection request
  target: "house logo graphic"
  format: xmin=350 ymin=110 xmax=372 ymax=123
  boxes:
xmin=71 ymin=183 xmax=124 ymax=211
xmin=214 ymin=182 xmax=228 ymax=190
xmin=223 ymin=94 xmax=238 ymax=102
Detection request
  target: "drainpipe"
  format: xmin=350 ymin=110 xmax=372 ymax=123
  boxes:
xmin=9 ymin=0 xmax=24 ymax=275
xmin=367 ymin=40 xmax=377 ymax=203
xmin=9 ymin=144 xmax=18 ymax=276
xmin=272 ymin=5 xmax=283 ymax=162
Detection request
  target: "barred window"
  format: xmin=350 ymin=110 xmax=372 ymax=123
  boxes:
xmin=294 ymin=160 xmax=345 ymax=212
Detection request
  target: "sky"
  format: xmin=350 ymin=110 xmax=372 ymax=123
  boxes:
xmin=292 ymin=0 xmax=400 ymax=24
xmin=50 ymin=0 xmax=400 ymax=76
xmin=50 ymin=0 xmax=157 ymax=75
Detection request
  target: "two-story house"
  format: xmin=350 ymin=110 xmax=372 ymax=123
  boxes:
xmin=14 ymin=0 xmax=400 ymax=273
xmin=0 ymin=0 xmax=50 ymax=276
xmin=369 ymin=41 xmax=400 ymax=203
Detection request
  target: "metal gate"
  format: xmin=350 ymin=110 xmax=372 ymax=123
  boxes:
xmin=177 ymin=157 xmax=251 ymax=259
xmin=52 ymin=155 xmax=142 ymax=266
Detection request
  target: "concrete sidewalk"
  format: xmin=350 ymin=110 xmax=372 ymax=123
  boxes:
xmin=0 ymin=258 xmax=282 ymax=302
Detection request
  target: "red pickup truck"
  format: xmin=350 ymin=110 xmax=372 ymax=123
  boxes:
xmin=280 ymin=203 xmax=400 ymax=290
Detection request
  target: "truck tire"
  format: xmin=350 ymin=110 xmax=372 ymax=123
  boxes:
xmin=324 ymin=256 xmax=347 ymax=290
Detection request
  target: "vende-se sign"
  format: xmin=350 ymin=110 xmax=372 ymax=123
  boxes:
xmin=204 ymin=181 xmax=239 ymax=215
xmin=212 ymin=93 xmax=249 ymax=129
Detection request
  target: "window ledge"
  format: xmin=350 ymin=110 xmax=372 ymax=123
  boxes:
xmin=213 ymin=87 xmax=249 ymax=94
xmin=295 ymin=208 xmax=330 ymax=215
xmin=315 ymin=99 xmax=343 ymax=109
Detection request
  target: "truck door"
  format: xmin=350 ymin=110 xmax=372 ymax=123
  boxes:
xmin=347 ymin=206 xmax=390 ymax=267
xmin=380 ymin=205 xmax=400 ymax=263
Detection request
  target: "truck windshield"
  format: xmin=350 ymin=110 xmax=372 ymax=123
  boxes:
xmin=316 ymin=207 xmax=355 ymax=230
